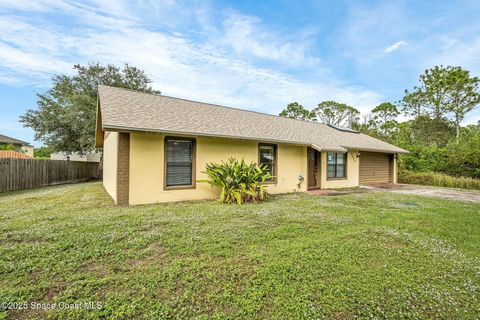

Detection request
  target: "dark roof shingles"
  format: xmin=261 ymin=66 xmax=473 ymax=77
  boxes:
xmin=98 ymin=85 xmax=408 ymax=154
xmin=0 ymin=134 xmax=30 ymax=146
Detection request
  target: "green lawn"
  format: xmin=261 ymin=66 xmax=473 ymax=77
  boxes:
xmin=1 ymin=182 xmax=479 ymax=319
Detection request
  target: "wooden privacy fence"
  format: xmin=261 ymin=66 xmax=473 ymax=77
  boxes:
xmin=0 ymin=158 xmax=100 ymax=193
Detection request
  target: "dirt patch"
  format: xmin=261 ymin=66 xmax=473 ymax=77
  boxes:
xmin=127 ymin=242 xmax=167 ymax=267
xmin=81 ymin=261 xmax=111 ymax=277
xmin=42 ymin=284 xmax=66 ymax=301
xmin=334 ymin=311 xmax=353 ymax=320
xmin=8 ymin=307 xmax=46 ymax=320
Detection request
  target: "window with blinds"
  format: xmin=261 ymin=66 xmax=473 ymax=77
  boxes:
xmin=327 ymin=152 xmax=346 ymax=179
xmin=165 ymin=138 xmax=195 ymax=187
xmin=259 ymin=144 xmax=277 ymax=182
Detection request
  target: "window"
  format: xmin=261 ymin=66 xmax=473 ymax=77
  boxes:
xmin=259 ymin=144 xmax=277 ymax=182
xmin=165 ymin=138 xmax=195 ymax=188
xmin=327 ymin=152 xmax=346 ymax=179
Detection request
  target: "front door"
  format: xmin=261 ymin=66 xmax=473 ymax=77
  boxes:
xmin=307 ymin=148 xmax=319 ymax=189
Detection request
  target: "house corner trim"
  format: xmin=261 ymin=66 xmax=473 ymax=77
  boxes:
xmin=117 ymin=132 xmax=130 ymax=206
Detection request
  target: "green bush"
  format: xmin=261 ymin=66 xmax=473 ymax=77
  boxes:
xmin=443 ymin=126 xmax=480 ymax=179
xmin=198 ymin=158 xmax=272 ymax=204
xmin=399 ymin=171 xmax=480 ymax=190
xmin=0 ymin=143 xmax=15 ymax=151
xmin=396 ymin=124 xmax=480 ymax=180
xmin=398 ymin=145 xmax=449 ymax=173
xmin=34 ymin=146 xmax=53 ymax=159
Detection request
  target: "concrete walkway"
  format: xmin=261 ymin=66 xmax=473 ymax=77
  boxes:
xmin=362 ymin=183 xmax=480 ymax=203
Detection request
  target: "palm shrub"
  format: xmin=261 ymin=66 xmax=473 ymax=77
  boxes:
xmin=198 ymin=158 xmax=272 ymax=204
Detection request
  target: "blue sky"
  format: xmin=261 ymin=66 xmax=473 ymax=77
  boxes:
xmin=1 ymin=0 xmax=480 ymax=147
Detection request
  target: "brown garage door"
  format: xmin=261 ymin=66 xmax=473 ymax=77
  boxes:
xmin=359 ymin=152 xmax=391 ymax=184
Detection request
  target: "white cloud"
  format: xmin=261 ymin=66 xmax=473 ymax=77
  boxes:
xmin=0 ymin=0 xmax=70 ymax=12
xmin=384 ymin=40 xmax=407 ymax=53
xmin=338 ymin=2 xmax=413 ymax=63
xmin=0 ymin=0 xmax=382 ymax=115
xmin=425 ymin=35 xmax=480 ymax=69
xmin=218 ymin=12 xmax=320 ymax=68
xmin=0 ymin=42 xmax=72 ymax=78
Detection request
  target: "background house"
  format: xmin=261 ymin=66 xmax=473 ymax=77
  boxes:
xmin=50 ymin=152 xmax=101 ymax=162
xmin=0 ymin=134 xmax=33 ymax=157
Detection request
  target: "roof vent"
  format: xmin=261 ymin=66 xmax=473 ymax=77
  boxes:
xmin=327 ymin=124 xmax=359 ymax=133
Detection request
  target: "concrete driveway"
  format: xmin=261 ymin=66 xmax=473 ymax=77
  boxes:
xmin=363 ymin=183 xmax=480 ymax=203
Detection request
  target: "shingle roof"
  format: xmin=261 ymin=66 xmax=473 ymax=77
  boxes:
xmin=97 ymin=85 xmax=408 ymax=154
xmin=0 ymin=134 xmax=31 ymax=146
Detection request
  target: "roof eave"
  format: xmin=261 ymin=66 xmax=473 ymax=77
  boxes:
xmin=310 ymin=144 xmax=347 ymax=152
xmin=102 ymin=124 xmax=312 ymax=147
xmin=0 ymin=135 xmax=30 ymax=146
xmin=342 ymin=146 xmax=409 ymax=154
xmin=95 ymin=93 xmax=104 ymax=148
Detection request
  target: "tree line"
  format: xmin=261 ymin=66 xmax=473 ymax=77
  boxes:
xmin=20 ymin=63 xmax=480 ymax=179
xmin=279 ymin=66 xmax=480 ymax=179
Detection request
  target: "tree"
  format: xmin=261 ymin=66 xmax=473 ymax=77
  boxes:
xmin=402 ymin=66 xmax=480 ymax=142
xmin=400 ymin=90 xmax=425 ymax=118
xmin=279 ymin=102 xmax=316 ymax=121
xmin=371 ymin=102 xmax=400 ymax=136
xmin=444 ymin=67 xmax=480 ymax=140
xmin=444 ymin=124 xmax=480 ymax=178
xmin=418 ymin=66 xmax=452 ymax=121
xmin=313 ymin=101 xmax=360 ymax=128
xmin=403 ymin=116 xmax=454 ymax=147
xmin=20 ymin=63 xmax=160 ymax=154
xmin=352 ymin=113 xmax=376 ymax=135
xmin=394 ymin=66 xmax=480 ymax=179
xmin=34 ymin=146 xmax=53 ymax=159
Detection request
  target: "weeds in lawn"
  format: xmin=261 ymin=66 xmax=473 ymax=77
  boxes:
xmin=399 ymin=171 xmax=480 ymax=190
xmin=0 ymin=182 xmax=479 ymax=319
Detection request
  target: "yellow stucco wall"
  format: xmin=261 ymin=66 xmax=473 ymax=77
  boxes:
xmin=319 ymin=150 xmax=360 ymax=189
xmin=129 ymin=132 xmax=308 ymax=205
xmin=103 ymin=131 xmax=118 ymax=204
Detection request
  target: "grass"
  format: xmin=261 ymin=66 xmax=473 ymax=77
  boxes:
xmin=1 ymin=182 xmax=479 ymax=319
xmin=399 ymin=170 xmax=480 ymax=190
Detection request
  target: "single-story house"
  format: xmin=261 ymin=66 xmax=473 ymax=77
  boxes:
xmin=0 ymin=134 xmax=33 ymax=157
xmin=96 ymin=86 xmax=408 ymax=206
